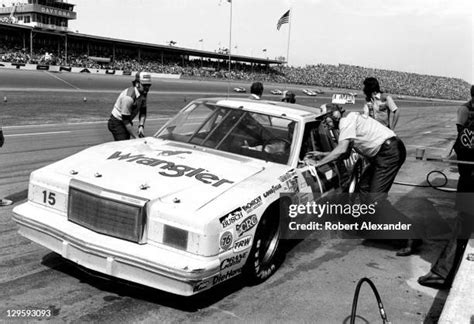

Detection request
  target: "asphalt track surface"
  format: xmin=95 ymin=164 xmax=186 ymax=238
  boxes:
xmin=0 ymin=69 xmax=464 ymax=323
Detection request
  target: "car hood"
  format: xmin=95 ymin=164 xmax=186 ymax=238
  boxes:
xmin=47 ymin=138 xmax=268 ymax=209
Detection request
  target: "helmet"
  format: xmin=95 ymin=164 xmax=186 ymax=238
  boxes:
xmin=135 ymin=71 xmax=152 ymax=85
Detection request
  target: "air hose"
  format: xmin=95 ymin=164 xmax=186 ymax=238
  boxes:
xmin=394 ymin=170 xmax=456 ymax=192
xmin=350 ymin=277 xmax=390 ymax=324
xmin=391 ymin=155 xmax=474 ymax=192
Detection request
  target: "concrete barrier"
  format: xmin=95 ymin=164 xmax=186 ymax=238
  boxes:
xmin=36 ymin=64 xmax=50 ymax=71
xmin=150 ymin=72 xmax=181 ymax=79
xmin=0 ymin=62 xmax=182 ymax=79
xmin=438 ymin=236 xmax=474 ymax=323
xmin=59 ymin=66 xmax=72 ymax=72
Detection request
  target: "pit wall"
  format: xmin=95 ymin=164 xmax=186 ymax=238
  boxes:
xmin=438 ymin=235 xmax=474 ymax=323
xmin=0 ymin=61 xmax=181 ymax=79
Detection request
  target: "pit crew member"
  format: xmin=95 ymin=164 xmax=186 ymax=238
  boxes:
xmin=362 ymin=77 xmax=399 ymax=130
xmin=108 ymin=71 xmax=151 ymax=141
xmin=249 ymin=82 xmax=264 ymax=100
xmin=308 ymin=107 xmax=419 ymax=255
xmin=418 ymin=85 xmax=474 ymax=287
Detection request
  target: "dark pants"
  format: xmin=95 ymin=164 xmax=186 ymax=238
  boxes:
xmin=432 ymin=151 xmax=474 ymax=280
xmin=360 ymin=137 xmax=406 ymax=198
xmin=357 ymin=137 xmax=413 ymax=239
xmin=108 ymin=116 xmax=130 ymax=141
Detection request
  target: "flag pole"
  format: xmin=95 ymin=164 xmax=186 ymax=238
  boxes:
xmin=227 ymin=0 xmax=233 ymax=96
xmin=286 ymin=8 xmax=292 ymax=68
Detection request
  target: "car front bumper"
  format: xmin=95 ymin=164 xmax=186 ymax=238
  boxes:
xmin=12 ymin=202 xmax=221 ymax=296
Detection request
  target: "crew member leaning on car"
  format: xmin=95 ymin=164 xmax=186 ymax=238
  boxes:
xmin=108 ymin=71 xmax=151 ymax=141
xmin=308 ymin=107 xmax=419 ymax=255
xmin=310 ymin=107 xmax=406 ymax=195
xmin=249 ymin=82 xmax=263 ymax=100
xmin=362 ymin=77 xmax=399 ymax=130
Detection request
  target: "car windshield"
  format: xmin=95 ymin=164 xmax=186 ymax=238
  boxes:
xmin=155 ymin=102 xmax=297 ymax=164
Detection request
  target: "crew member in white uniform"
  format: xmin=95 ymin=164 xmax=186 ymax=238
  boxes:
xmin=310 ymin=108 xmax=416 ymax=255
xmin=108 ymin=71 xmax=151 ymax=141
xmin=313 ymin=108 xmax=405 ymax=193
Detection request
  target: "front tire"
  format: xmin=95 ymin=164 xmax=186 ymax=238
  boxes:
xmin=244 ymin=202 xmax=286 ymax=284
xmin=347 ymin=160 xmax=362 ymax=194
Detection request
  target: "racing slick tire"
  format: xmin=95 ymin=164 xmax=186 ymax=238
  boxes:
xmin=244 ymin=201 xmax=287 ymax=285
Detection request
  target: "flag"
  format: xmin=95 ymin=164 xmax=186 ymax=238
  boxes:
xmin=277 ymin=10 xmax=290 ymax=30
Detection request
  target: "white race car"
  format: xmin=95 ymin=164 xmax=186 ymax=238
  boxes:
xmin=13 ymin=98 xmax=364 ymax=296
xmin=302 ymin=89 xmax=318 ymax=96
xmin=270 ymin=89 xmax=283 ymax=95
xmin=233 ymin=87 xmax=246 ymax=93
xmin=314 ymin=88 xmax=325 ymax=94
xmin=332 ymin=93 xmax=356 ymax=105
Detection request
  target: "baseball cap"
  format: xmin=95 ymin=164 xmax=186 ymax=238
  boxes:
xmin=135 ymin=71 xmax=152 ymax=85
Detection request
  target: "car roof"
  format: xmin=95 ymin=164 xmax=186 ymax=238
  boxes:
xmin=195 ymin=97 xmax=323 ymax=120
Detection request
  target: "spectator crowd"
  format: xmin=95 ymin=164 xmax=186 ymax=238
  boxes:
xmin=1 ymin=44 xmax=470 ymax=101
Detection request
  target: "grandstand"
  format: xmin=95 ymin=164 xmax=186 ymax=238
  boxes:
xmin=0 ymin=1 xmax=280 ymax=70
xmin=0 ymin=1 xmax=471 ymax=100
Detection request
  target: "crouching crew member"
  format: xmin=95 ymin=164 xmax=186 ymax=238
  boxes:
xmin=108 ymin=71 xmax=151 ymax=141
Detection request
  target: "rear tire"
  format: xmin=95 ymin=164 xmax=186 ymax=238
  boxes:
xmin=244 ymin=202 xmax=286 ymax=284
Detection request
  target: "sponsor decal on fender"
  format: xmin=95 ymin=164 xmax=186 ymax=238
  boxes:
xmin=285 ymin=177 xmax=299 ymax=193
xmin=263 ymin=184 xmax=282 ymax=198
xmin=219 ymin=208 xmax=244 ymax=229
xmin=107 ymin=151 xmax=234 ymax=187
xmin=343 ymin=151 xmax=359 ymax=170
xmin=236 ymin=215 xmax=258 ymax=237
xmin=233 ymin=236 xmax=252 ymax=252
xmin=241 ymin=196 xmax=263 ymax=214
xmin=220 ymin=252 xmax=247 ymax=270
xmin=219 ymin=231 xmax=233 ymax=251
xmin=193 ymin=280 xmax=210 ymax=293
xmin=213 ymin=268 xmax=242 ymax=285
xmin=278 ymin=170 xmax=296 ymax=183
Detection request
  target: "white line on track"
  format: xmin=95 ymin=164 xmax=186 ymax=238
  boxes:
xmin=0 ymin=87 xmax=224 ymax=95
xmin=3 ymin=117 xmax=170 ymax=129
xmin=5 ymin=131 xmax=71 ymax=137
xmin=44 ymin=72 xmax=82 ymax=90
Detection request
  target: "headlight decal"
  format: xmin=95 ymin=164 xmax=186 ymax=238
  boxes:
xmin=163 ymin=225 xmax=188 ymax=250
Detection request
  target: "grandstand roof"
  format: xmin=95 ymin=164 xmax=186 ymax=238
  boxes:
xmin=0 ymin=22 xmax=283 ymax=65
xmin=67 ymin=32 xmax=282 ymax=65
